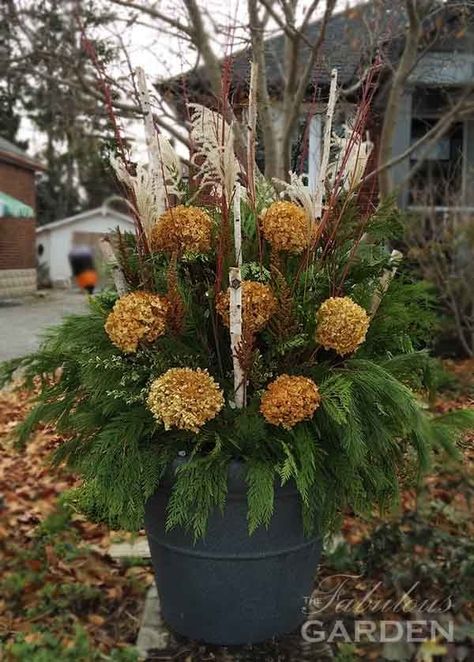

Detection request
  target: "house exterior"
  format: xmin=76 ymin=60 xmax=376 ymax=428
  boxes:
xmin=0 ymin=137 xmax=44 ymax=298
xmin=159 ymin=0 xmax=474 ymax=212
xmin=36 ymin=206 xmax=135 ymax=288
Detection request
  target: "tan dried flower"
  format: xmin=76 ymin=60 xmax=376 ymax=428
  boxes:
xmin=315 ymin=296 xmax=369 ymax=356
xmin=260 ymin=201 xmax=313 ymax=254
xmin=150 ymin=204 xmax=213 ymax=254
xmin=260 ymin=374 xmax=321 ymax=429
xmin=216 ymin=281 xmax=277 ymax=334
xmin=147 ymin=368 xmax=224 ymax=432
xmin=105 ymin=291 xmax=169 ymax=353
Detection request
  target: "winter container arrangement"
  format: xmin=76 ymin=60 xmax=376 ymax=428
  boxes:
xmin=3 ymin=67 xmax=473 ymax=645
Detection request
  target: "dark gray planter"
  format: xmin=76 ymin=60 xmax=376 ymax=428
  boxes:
xmin=144 ymin=461 xmax=321 ymax=646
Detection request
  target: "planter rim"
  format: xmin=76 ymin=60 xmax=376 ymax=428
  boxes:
xmin=157 ymin=455 xmax=299 ymax=495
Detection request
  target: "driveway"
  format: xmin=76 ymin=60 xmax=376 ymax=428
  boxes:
xmin=0 ymin=290 xmax=88 ymax=362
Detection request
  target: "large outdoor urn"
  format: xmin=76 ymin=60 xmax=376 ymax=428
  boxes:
xmin=144 ymin=460 xmax=321 ymax=645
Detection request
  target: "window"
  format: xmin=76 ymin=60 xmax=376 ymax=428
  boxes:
xmin=409 ymin=119 xmax=464 ymax=206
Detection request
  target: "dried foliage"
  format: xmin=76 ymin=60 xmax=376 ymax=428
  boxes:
xmin=166 ymin=255 xmax=186 ymax=335
xmin=216 ymin=281 xmax=276 ymax=334
xmin=147 ymin=368 xmax=224 ymax=432
xmin=105 ymin=291 xmax=169 ymax=353
xmin=260 ymin=201 xmax=314 ymax=254
xmin=260 ymin=375 xmax=321 ymax=429
xmin=315 ymin=296 xmax=370 ymax=356
xmin=150 ymin=205 xmax=213 ymax=255
xmin=188 ymin=104 xmax=240 ymax=201
xmin=0 ymin=388 xmax=148 ymax=660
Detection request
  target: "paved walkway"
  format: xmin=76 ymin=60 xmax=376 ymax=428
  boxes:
xmin=0 ymin=290 xmax=88 ymax=362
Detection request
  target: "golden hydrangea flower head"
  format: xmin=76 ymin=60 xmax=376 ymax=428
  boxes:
xmin=150 ymin=204 xmax=213 ymax=255
xmin=216 ymin=280 xmax=277 ymax=334
xmin=105 ymin=291 xmax=169 ymax=353
xmin=315 ymin=296 xmax=369 ymax=356
xmin=260 ymin=201 xmax=312 ymax=254
xmin=260 ymin=374 xmax=321 ymax=429
xmin=147 ymin=368 xmax=224 ymax=432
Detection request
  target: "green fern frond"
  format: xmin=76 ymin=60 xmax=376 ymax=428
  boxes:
xmin=246 ymin=462 xmax=275 ymax=535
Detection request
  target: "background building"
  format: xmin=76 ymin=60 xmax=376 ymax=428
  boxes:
xmin=36 ymin=206 xmax=134 ymax=288
xmin=0 ymin=137 xmax=44 ymax=298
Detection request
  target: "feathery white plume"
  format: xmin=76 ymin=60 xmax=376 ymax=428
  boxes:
xmin=158 ymin=134 xmax=181 ymax=187
xmin=188 ymin=103 xmax=240 ymax=201
xmin=274 ymin=123 xmax=373 ymax=223
xmin=328 ymin=124 xmax=373 ymax=192
xmin=110 ymin=136 xmax=182 ymax=240
xmin=114 ymin=66 xmax=183 ymax=238
xmin=110 ymin=157 xmax=171 ymax=238
xmin=273 ymin=172 xmax=317 ymax=221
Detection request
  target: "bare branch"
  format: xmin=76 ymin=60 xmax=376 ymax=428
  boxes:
xmin=364 ymin=85 xmax=474 ymax=189
xmin=109 ymin=0 xmax=193 ymax=36
xmin=182 ymin=0 xmax=222 ymax=96
xmin=280 ymin=0 xmax=337 ymax=176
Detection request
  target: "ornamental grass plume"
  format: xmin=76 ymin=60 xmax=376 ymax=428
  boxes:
xmin=260 ymin=201 xmax=313 ymax=254
xmin=216 ymin=281 xmax=277 ymax=334
xmin=105 ymin=291 xmax=169 ymax=353
xmin=260 ymin=374 xmax=321 ymax=429
xmin=150 ymin=205 xmax=213 ymax=255
xmin=147 ymin=368 xmax=224 ymax=432
xmin=315 ymin=296 xmax=369 ymax=356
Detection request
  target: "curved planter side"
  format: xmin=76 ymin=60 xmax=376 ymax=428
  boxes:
xmin=144 ymin=462 xmax=321 ymax=645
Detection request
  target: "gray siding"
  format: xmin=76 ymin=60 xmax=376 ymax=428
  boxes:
xmin=391 ymin=91 xmax=413 ymax=208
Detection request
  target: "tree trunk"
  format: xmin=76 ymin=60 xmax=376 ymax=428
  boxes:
xmin=378 ymin=0 xmax=421 ymax=198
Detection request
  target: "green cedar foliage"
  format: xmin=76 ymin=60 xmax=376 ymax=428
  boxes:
xmin=2 ymin=196 xmax=473 ymax=540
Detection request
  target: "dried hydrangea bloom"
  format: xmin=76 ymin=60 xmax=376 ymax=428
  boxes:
xmin=216 ymin=281 xmax=277 ymax=334
xmin=260 ymin=200 xmax=313 ymax=254
xmin=315 ymin=296 xmax=369 ymax=356
xmin=105 ymin=291 xmax=169 ymax=353
xmin=147 ymin=367 xmax=224 ymax=432
xmin=260 ymin=374 xmax=321 ymax=429
xmin=150 ymin=204 xmax=213 ymax=255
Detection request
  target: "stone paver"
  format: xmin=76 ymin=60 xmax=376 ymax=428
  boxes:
xmin=0 ymin=290 xmax=88 ymax=362
xmin=136 ymin=585 xmax=173 ymax=657
xmin=108 ymin=537 xmax=150 ymax=559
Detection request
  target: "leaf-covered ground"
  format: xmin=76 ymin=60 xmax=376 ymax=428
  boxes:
xmin=0 ymin=386 xmax=152 ymax=661
xmin=0 ymin=361 xmax=473 ymax=661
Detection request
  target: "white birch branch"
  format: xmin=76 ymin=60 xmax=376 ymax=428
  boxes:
xmin=233 ymin=182 xmax=243 ymax=267
xmin=314 ymin=68 xmax=338 ymax=220
xmin=99 ymin=236 xmax=129 ymax=297
xmin=247 ymin=61 xmax=258 ymax=208
xmin=229 ymin=266 xmax=245 ymax=409
xmin=370 ymin=250 xmax=403 ymax=317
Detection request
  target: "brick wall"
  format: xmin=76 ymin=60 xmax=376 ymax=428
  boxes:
xmin=0 ymin=217 xmax=36 ymax=270
xmin=358 ymin=114 xmax=382 ymax=213
xmin=0 ymin=160 xmax=36 ymax=208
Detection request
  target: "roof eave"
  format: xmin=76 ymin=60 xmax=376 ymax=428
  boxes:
xmin=0 ymin=150 xmax=46 ymax=172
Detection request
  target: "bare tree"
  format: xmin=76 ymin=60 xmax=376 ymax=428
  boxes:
xmin=108 ymin=0 xmax=338 ymax=179
xmin=107 ymin=0 xmax=474 ymax=192
xmin=378 ymin=0 xmax=422 ymax=198
xmin=5 ymin=0 xmax=474 ymax=196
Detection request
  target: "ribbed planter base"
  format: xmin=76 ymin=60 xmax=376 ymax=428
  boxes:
xmin=144 ymin=462 xmax=321 ymax=645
